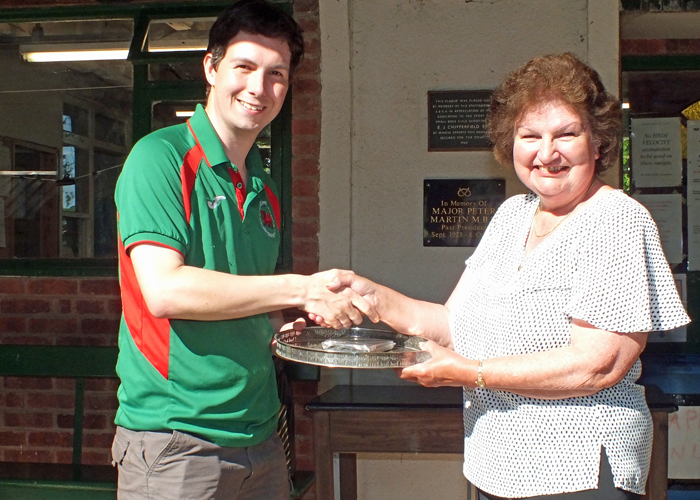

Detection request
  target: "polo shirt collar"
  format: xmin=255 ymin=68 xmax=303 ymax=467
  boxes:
xmin=187 ymin=104 xmax=266 ymax=182
xmin=188 ymin=104 xmax=229 ymax=167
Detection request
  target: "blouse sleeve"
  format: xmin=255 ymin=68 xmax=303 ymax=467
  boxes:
xmin=564 ymin=196 xmax=689 ymax=333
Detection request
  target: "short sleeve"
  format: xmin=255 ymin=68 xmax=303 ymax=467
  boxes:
xmin=565 ymin=196 xmax=689 ymax=333
xmin=115 ymin=131 xmax=189 ymax=255
xmin=464 ymin=195 xmax=532 ymax=270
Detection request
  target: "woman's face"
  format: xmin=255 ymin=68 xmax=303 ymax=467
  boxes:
xmin=512 ymin=101 xmax=599 ymax=211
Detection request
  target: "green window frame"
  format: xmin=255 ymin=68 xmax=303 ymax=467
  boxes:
xmin=0 ymin=1 xmax=293 ymax=276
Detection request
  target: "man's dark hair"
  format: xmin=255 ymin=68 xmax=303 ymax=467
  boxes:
xmin=207 ymin=0 xmax=305 ymax=73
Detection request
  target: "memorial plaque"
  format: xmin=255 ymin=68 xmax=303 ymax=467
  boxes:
xmin=424 ymin=179 xmax=505 ymax=247
xmin=428 ymin=90 xmax=492 ymax=151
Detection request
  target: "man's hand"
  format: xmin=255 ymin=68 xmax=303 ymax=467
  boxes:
xmin=271 ymin=316 xmax=306 ymax=355
xmin=303 ymin=270 xmax=378 ymax=329
xmin=307 ymin=270 xmax=380 ymax=327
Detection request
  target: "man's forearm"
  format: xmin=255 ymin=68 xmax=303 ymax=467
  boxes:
xmin=145 ymin=266 xmax=307 ymax=321
xmin=130 ymin=244 xmax=371 ymax=327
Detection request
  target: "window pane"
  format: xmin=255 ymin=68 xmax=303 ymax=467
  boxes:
xmin=95 ymin=113 xmax=126 ymax=146
xmin=624 ymin=71 xmax=700 ymax=117
xmin=61 ymin=217 xmax=84 ymax=259
xmin=0 ymin=140 xmax=59 ymax=259
xmin=148 ymin=61 xmax=206 ymax=82
xmin=63 ymin=103 xmax=89 ymax=137
xmin=621 ymin=69 xmax=700 ymax=273
xmin=257 ymin=123 xmax=272 ymax=174
xmin=0 ymin=18 xmax=133 ymax=260
xmin=94 ymin=150 xmax=124 ymax=258
xmin=145 ymin=18 xmax=212 ymax=53
xmin=61 ymin=145 xmax=89 ymax=213
xmin=152 ymin=100 xmax=203 ymax=130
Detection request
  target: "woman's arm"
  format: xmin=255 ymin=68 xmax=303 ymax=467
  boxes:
xmin=399 ymin=319 xmax=648 ymax=399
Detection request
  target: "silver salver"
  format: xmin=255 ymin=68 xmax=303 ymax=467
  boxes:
xmin=274 ymin=326 xmax=430 ymax=368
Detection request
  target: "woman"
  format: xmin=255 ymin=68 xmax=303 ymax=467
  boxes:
xmin=315 ymin=53 xmax=690 ymax=499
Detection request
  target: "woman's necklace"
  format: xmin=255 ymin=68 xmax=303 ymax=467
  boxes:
xmin=530 ymin=178 xmax=596 ymax=239
xmin=530 ymin=204 xmax=573 ymax=238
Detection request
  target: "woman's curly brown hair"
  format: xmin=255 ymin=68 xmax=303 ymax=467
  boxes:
xmin=486 ymin=52 xmax=622 ymax=173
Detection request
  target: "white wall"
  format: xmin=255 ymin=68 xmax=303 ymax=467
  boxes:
xmin=317 ymin=0 xmax=620 ymax=498
xmin=319 ymin=0 xmax=619 ymax=301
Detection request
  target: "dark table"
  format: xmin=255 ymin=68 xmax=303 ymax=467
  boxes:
xmin=306 ymin=384 xmax=675 ymax=500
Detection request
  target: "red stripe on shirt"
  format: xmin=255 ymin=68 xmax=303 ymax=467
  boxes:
xmin=118 ymin=232 xmax=172 ymax=379
xmin=186 ymin=120 xmax=212 ymax=169
xmin=229 ymin=168 xmax=246 ymax=220
xmin=181 ymin=146 xmax=203 ymax=224
xmin=264 ymin=185 xmax=281 ymax=230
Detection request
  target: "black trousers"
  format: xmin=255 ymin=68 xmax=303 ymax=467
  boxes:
xmin=476 ymin=449 xmax=643 ymax=500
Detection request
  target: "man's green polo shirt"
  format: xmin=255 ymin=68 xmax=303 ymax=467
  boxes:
xmin=114 ymin=104 xmax=282 ymax=447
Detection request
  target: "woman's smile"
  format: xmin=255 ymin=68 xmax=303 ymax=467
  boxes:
xmin=536 ymin=165 xmax=570 ymax=174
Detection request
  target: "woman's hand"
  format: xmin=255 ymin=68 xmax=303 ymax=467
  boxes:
xmin=396 ymin=340 xmax=472 ymax=387
xmin=303 ymin=270 xmax=378 ymax=328
xmin=308 ymin=270 xmax=380 ymax=327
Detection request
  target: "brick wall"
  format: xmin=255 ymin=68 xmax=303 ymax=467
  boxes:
xmin=290 ymin=4 xmax=321 ymax=499
xmin=0 ymin=277 xmax=121 ymax=464
xmin=0 ymin=1 xmax=322 ymax=498
xmin=291 ymin=0 xmax=322 ymax=278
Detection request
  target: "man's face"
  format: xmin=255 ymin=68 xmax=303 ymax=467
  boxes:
xmin=204 ymin=31 xmax=291 ymax=139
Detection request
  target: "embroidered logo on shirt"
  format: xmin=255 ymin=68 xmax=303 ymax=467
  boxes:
xmin=207 ymin=196 xmax=226 ymax=209
xmin=259 ymin=200 xmax=276 ymax=238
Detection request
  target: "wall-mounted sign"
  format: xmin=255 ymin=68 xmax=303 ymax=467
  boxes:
xmin=630 ymin=117 xmax=682 ymax=188
xmin=668 ymin=405 xmax=700 ymax=478
xmin=428 ymin=90 xmax=492 ymax=151
xmin=423 ymin=178 xmax=505 ymax=247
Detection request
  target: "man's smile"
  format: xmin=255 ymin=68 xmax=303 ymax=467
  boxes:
xmin=237 ymin=99 xmax=265 ymax=112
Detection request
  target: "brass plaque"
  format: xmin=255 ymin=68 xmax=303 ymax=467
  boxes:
xmin=424 ymin=178 xmax=505 ymax=247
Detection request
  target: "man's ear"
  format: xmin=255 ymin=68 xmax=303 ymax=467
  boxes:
xmin=203 ymin=53 xmax=217 ymax=87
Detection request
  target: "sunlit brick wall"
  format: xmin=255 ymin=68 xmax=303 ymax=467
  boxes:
xmin=0 ymin=277 xmax=121 ymax=464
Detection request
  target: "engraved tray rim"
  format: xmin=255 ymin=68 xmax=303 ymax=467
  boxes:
xmin=273 ymin=326 xmax=430 ymax=369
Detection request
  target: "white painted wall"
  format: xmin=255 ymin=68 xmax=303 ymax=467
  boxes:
xmin=320 ymin=0 xmax=619 ymax=300
xmin=318 ymin=1 xmax=620 ymax=498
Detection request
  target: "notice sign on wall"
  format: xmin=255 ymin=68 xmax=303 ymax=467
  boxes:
xmin=630 ymin=117 xmax=682 ymax=188
xmin=428 ymin=90 xmax=492 ymax=151
xmin=687 ymin=120 xmax=700 ymax=271
xmin=668 ymin=406 xmax=700 ymax=479
xmin=423 ymin=178 xmax=505 ymax=247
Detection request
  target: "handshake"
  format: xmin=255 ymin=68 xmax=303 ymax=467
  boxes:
xmin=298 ymin=269 xmax=380 ymax=330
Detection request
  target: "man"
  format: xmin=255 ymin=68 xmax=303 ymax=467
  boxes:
xmin=111 ymin=2 xmax=373 ymax=498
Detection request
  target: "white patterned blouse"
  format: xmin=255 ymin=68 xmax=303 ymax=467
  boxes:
xmin=451 ymin=189 xmax=689 ymax=498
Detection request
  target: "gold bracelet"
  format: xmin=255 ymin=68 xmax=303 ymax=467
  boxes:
xmin=475 ymin=360 xmax=486 ymax=388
